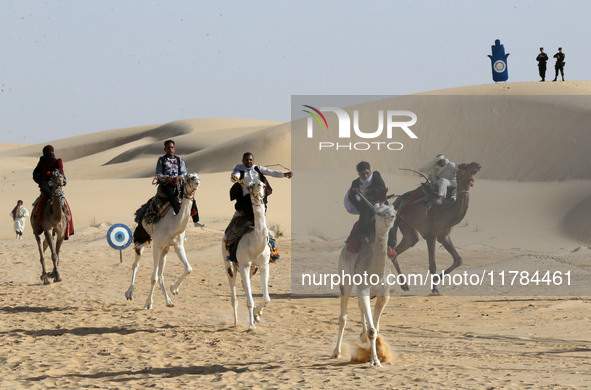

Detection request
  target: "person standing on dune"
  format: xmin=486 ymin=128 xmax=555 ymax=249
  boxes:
xmin=553 ymin=47 xmax=565 ymax=81
xmin=536 ymin=47 xmax=548 ymax=81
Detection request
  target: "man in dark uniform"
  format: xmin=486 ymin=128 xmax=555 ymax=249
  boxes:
xmin=33 ymin=145 xmax=65 ymax=198
xmin=536 ymin=47 xmax=548 ymax=81
xmin=553 ymin=47 xmax=565 ymax=81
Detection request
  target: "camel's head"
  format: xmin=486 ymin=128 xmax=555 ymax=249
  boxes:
xmin=183 ymin=172 xmax=200 ymax=196
xmin=456 ymin=162 xmax=481 ymax=190
xmin=49 ymin=170 xmax=66 ymax=188
xmin=374 ymin=203 xmax=396 ymax=231
xmin=248 ymin=180 xmax=266 ymax=205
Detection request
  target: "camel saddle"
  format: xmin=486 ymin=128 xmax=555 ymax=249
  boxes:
xmin=223 ymin=212 xmax=255 ymax=262
xmin=134 ymin=183 xmax=183 ymax=225
xmin=31 ymin=193 xmax=74 ymax=239
xmin=134 ymin=196 xmax=174 ymax=225
xmin=394 ymin=183 xmax=457 ymax=218
xmin=223 ymin=212 xmax=279 ymax=263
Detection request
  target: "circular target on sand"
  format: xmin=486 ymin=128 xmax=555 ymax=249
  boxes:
xmin=107 ymin=223 xmax=132 ymax=250
xmin=493 ymin=60 xmax=506 ymax=73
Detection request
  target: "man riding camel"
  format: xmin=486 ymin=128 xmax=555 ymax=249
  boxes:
xmin=344 ymin=161 xmax=387 ymax=248
xmin=418 ymin=154 xmax=457 ymax=205
xmin=230 ymin=152 xmax=292 ymax=221
xmin=31 ymin=144 xmax=74 ymax=239
xmin=156 ymin=139 xmax=204 ymax=227
xmin=33 ymin=145 xmax=65 ymax=198
xmin=225 ymin=152 xmax=292 ymax=263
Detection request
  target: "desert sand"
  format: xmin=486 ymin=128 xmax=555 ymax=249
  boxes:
xmin=1 ymin=81 xmax=590 ymax=389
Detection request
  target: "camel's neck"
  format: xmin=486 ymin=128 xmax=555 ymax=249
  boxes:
xmin=51 ymin=191 xmax=63 ymax=223
xmin=448 ymin=190 xmax=469 ymax=226
xmin=371 ymin=221 xmax=390 ymax=273
xmin=177 ymin=195 xmax=194 ymax=224
xmin=251 ymin=200 xmax=268 ymax=250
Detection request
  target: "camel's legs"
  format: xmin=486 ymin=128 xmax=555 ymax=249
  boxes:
xmin=157 ymin=251 xmax=174 ymax=307
xmin=372 ymin=295 xmax=390 ymax=334
xmin=53 ymin=235 xmax=64 ymax=282
xmin=170 ymin=244 xmax=193 ymax=295
xmin=145 ymin=247 xmax=170 ymax=309
xmin=438 ymin=235 xmax=463 ymax=275
xmin=239 ymin=263 xmax=256 ymax=329
xmin=125 ymin=246 xmax=143 ymax=300
xmin=425 ymin=234 xmax=440 ymax=294
xmin=358 ymin=289 xmax=381 ymax=367
xmin=391 ymin=221 xmax=419 ymax=291
xmin=358 ymin=297 xmax=369 ymax=343
xmin=253 ymin=263 xmax=270 ymax=322
xmin=226 ymin=261 xmax=239 ymax=326
xmin=44 ymin=230 xmax=61 ymax=283
xmin=34 ymin=233 xmax=51 ymax=285
xmin=331 ymin=283 xmax=352 ymax=359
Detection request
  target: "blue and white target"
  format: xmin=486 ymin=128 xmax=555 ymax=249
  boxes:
xmin=107 ymin=224 xmax=132 ymax=250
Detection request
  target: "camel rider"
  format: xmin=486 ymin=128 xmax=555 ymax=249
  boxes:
xmin=33 ymin=145 xmax=65 ymax=198
xmin=156 ymin=139 xmax=204 ymax=227
xmin=345 ymin=161 xmax=387 ymax=244
xmin=418 ymin=154 xmax=457 ymax=205
xmin=230 ymin=152 xmax=292 ymax=221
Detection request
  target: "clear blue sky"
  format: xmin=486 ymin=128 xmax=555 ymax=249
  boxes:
xmin=1 ymin=0 xmax=589 ymax=143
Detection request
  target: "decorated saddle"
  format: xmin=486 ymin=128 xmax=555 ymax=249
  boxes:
xmin=223 ymin=212 xmax=280 ymax=263
xmin=31 ymin=193 xmax=74 ymax=239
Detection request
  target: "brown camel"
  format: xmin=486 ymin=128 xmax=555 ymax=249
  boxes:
xmin=31 ymin=170 xmax=72 ymax=285
xmin=390 ymin=162 xmax=481 ymax=294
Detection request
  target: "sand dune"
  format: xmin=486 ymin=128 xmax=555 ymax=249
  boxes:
xmin=1 ymin=82 xmax=590 ymax=388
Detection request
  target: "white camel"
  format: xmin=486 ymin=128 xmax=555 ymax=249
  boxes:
xmin=125 ymin=172 xmax=200 ymax=309
xmin=223 ymin=180 xmax=271 ymax=329
xmin=331 ymin=202 xmax=397 ymax=367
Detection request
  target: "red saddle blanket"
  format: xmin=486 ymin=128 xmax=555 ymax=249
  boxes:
xmin=397 ymin=187 xmax=428 ymax=219
xmin=32 ymin=195 xmax=74 ymax=239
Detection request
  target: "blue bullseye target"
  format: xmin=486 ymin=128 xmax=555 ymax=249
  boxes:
xmin=107 ymin=223 xmax=132 ymax=250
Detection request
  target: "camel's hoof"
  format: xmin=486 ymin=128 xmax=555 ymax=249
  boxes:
xmin=170 ymin=285 xmax=179 ymax=295
xmin=42 ymin=277 xmax=51 ymax=285
xmin=430 ymin=290 xmax=441 ymax=296
xmin=330 ymin=352 xmax=341 ymax=359
xmin=54 ymin=276 xmax=62 ymax=283
xmin=370 ymin=360 xmax=382 ymax=367
xmin=401 ymin=283 xmax=410 ymax=292
xmin=125 ymin=290 xmax=133 ymax=300
xmin=144 ymin=304 xmax=153 ymax=310
xmin=166 ymin=301 xmax=175 ymax=307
